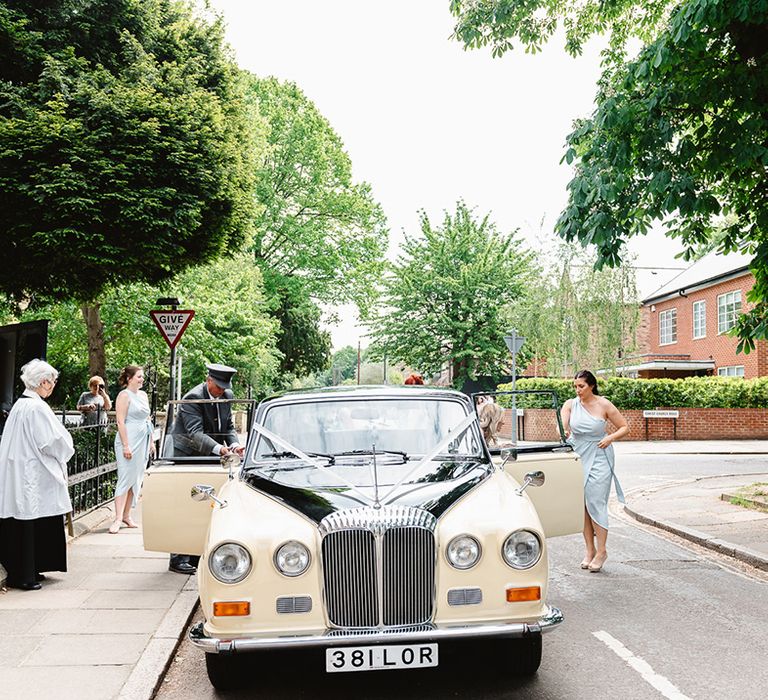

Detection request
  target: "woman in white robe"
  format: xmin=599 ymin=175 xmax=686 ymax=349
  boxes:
xmin=0 ymin=359 xmax=74 ymax=590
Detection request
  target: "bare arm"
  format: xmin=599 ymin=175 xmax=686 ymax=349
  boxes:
xmin=560 ymin=399 xmax=572 ymax=438
xmin=598 ymin=400 xmax=629 ymax=448
xmin=115 ymin=391 xmax=132 ymax=460
xmin=99 ymin=388 xmax=112 ymax=411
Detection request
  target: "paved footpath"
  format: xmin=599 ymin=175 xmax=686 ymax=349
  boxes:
xmin=616 ymin=440 xmax=768 ymax=571
xmin=0 ymin=507 xmax=196 ymax=700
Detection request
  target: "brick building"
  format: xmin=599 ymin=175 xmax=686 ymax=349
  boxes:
xmin=616 ymin=250 xmax=768 ymax=379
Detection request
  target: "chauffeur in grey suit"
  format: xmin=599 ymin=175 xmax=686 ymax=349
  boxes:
xmin=169 ymin=363 xmax=244 ymax=574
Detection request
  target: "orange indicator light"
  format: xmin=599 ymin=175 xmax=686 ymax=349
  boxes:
xmin=213 ymin=601 xmax=251 ymax=616
xmin=506 ymin=586 xmax=541 ymax=602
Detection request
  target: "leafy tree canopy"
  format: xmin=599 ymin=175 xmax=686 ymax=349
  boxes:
xmin=450 ymin=1 xmax=768 ymax=351
xmin=12 ymin=253 xmax=281 ymax=405
xmin=366 ymin=202 xmax=535 ymax=387
xmin=0 ymin=0 xmax=258 ymax=304
xmin=505 ymin=238 xmax=640 ymax=377
xmin=263 ymin=271 xmax=332 ymax=380
xmin=245 ymin=75 xmax=388 ymax=315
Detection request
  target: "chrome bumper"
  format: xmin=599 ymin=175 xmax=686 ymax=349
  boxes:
xmin=190 ymin=606 xmax=563 ymax=654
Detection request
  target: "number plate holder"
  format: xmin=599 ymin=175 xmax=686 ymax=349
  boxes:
xmin=325 ymin=643 xmax=439 ymax=673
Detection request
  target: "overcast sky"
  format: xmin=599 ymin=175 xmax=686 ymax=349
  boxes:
xmin=208 ymin=0 xmax=687 ymax=349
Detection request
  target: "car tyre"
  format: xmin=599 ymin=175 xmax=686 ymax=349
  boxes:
xmin=512 ymin=634 xmax=542 ymax=676
xmin=205 ymin=652 xmax=248 ymax=690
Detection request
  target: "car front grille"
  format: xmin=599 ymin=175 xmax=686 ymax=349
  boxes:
xmin=320 ymin=506 xmax=437 ymax=628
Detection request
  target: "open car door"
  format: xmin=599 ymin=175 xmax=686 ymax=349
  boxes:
xmin=474 ymin=390 xmax=583 ymax=537
xmin=141 ymin=398 xmax=254 ymax=554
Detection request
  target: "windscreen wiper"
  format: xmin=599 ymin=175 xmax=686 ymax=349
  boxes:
xmin=332 ymin=449 xmax=408 ymax=461
xmin=261 ymin=450 xmax=335 ymax=464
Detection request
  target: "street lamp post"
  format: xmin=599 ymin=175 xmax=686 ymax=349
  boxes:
xmin=504 ymin=329 xmax=526 ymax=445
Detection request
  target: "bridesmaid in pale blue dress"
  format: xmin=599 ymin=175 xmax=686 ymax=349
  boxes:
xmin=561 ymin=370 xmax=628 ymax=572
xmin=109 ymin=365 xmax=155 ymax=534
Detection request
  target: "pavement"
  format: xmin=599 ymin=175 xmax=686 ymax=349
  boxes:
xmin=0 ymin=506 xmax=197 ymax=700
xmin=617 ymin=441 xmax=768 ymax=571
xmin=1 ymin=440 xmax=767 ymax=700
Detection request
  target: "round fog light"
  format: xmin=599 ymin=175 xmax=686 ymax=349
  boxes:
xmin=274 ymin=541 xmax=310 ymax=577
xmin=502 ymin=530 xmax=541 ymax=569
xmin=446 ymin=535 xmax=481 ymax=570
xmin=209 ymin=542 xmax=252 ymax=583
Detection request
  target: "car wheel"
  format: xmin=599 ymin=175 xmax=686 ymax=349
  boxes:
xmin=205 ymin=652 xmax=248 ymax=690
xmin=511 ymin=634 xmax=542 ymax=676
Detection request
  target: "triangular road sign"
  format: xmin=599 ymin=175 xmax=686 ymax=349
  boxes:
xmin=150 ymin=309 xmax=195 ymax=349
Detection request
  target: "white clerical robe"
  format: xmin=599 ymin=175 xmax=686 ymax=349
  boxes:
xmin=0 ymin=390 xmax=75 ymax=519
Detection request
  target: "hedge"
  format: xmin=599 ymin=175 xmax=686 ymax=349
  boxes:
xmin=495 ymin=376 xmax=768 ymax=409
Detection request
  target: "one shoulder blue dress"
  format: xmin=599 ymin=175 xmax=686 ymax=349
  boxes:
xmin=568 ymin=397 xmax=625 ymax=529
xmin=114 ymin=389 xmax=153 ymax=507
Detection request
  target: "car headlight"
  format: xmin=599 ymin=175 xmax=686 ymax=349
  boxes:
xmin=209 ymin=542 xmax=252 ymax=583
xmin=274 ymin=541 xmax=311 ymax=577
xmin=502 ymin=530 xmax=542 ymax=569
xmin=446 ymin=535 xmax=482 ymax=570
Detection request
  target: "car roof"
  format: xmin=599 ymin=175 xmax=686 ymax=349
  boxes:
xmin=258 ymin=384 xmax=470 ymax=408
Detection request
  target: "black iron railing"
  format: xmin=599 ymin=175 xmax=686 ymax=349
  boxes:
xmin=65 ymin=409 xmax=119 ymax=519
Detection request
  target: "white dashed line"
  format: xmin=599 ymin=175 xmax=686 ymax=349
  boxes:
xmin=593 ymin=630 xmax=692 ymax=700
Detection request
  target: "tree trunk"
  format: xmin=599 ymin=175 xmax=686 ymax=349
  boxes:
xmin=81 ymin=303 xmax=107 ymax=380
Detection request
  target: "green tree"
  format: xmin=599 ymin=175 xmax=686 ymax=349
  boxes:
xmin=450 ymin=0 xmax=768 ymax=351
xmin=0 ymin=0 xmax=259 ymax=374
xmin=12 ymin=254 xmax=281 ymax=405
xmin=246 ymin=75 xmax=388 ymax=312
xmin=366 ymin=202 xmax=535 ymax=387
xmin=265 ymin=273 xmax=332 ymax=381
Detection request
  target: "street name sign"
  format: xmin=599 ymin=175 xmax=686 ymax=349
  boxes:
xmin=150 ymin=310 xmax=195 ymax=349
xmin=642 ymin=410 xmax=679 ymax=418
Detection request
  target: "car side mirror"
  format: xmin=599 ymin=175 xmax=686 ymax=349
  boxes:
xmin=500 ymin=447 xmax=515 ymax=467
xmin=515 ymin=470 xmax=545 ymax=496
xmin=221 ymin=451 xmax=241 ymax=480
xmin=191 ymin=483 xmax=227 ymax=509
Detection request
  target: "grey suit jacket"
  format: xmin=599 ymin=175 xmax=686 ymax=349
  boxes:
xmin=171 ymin=383 xmax=238 ymax=456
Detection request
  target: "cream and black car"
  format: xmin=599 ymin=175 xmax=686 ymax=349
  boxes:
xmin=142 ymin=386 xmax=582 ymax=690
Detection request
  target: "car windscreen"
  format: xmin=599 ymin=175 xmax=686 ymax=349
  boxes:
xmin=246 ymin=397 xmax=485 ymax=489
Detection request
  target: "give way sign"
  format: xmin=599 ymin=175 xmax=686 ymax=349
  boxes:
xmin=150 ymin=310 xmax=195 ymax=349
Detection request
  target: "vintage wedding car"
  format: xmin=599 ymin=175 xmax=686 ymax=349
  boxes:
xmin=142 ymin=386 xmax=582 ymax=690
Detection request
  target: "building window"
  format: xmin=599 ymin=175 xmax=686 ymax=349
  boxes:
xmin=717 ymin=365 xmax=745 ymax=377
xmin=659 ymin=308 xmax=677 ymax=345
xmin=717 ymin=290 xmax=742 ymax=333
xmin=692 ymin=300 xmax=706 ymax=339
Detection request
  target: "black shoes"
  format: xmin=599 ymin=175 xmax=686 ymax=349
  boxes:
xmin=169 ymin=561 xmax=197 ymax=575
xmin=6 ymin=579 xmax=42 ymax=591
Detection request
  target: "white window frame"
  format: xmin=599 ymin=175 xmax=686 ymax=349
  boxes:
xmin=717 ymin=290 xmax=742 ymax=334
xmin=717 ymin=365 xmax=745 ymax=377
xmin=692 ymin=300 xmax=706 ymax=339
xmin=659 ymin=308 xmax=677 ymax=345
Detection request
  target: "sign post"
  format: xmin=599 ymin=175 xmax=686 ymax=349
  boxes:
xmin=503 ymin=329 xmax=526 ymax=445
xmin=150 ymin=300 xmax=194 ymax=402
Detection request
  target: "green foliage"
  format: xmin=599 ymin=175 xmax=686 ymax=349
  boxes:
xmin=11 ymin=253 xmax=281 ymax=404
xmin=450 ymin=1 xmax=768 ymax=349
xmin=0 ymin=0 xmax=258 ymax=305
xmin=505 ymin=236 xmax=639 ymax=376
xmin=245 ymin=75 xmax=388 ymax=315
xmin=499 ymin=376 xmax=768 ymax=409
xmin=265 ymin=273 xmax=332 ymax=380
xmin=366 ymin=201 xmax=536 ymax=387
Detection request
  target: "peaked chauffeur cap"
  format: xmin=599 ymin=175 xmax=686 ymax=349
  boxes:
xmin=206 ymin=363 xmax=237 ymax=390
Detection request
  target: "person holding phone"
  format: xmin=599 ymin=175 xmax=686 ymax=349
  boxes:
xmin=76 ymin=375 xmax=112 ymax=426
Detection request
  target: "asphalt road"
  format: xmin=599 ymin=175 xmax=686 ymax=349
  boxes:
xmin=155 ymin=454 xmax=768 ymax=700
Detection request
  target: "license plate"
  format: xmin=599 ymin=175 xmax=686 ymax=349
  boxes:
xmin=325 ymin=643 xmax=438 ymax=673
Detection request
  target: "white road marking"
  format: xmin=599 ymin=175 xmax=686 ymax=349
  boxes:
xmin=593 ymin=630 xmax=692 ymax=700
